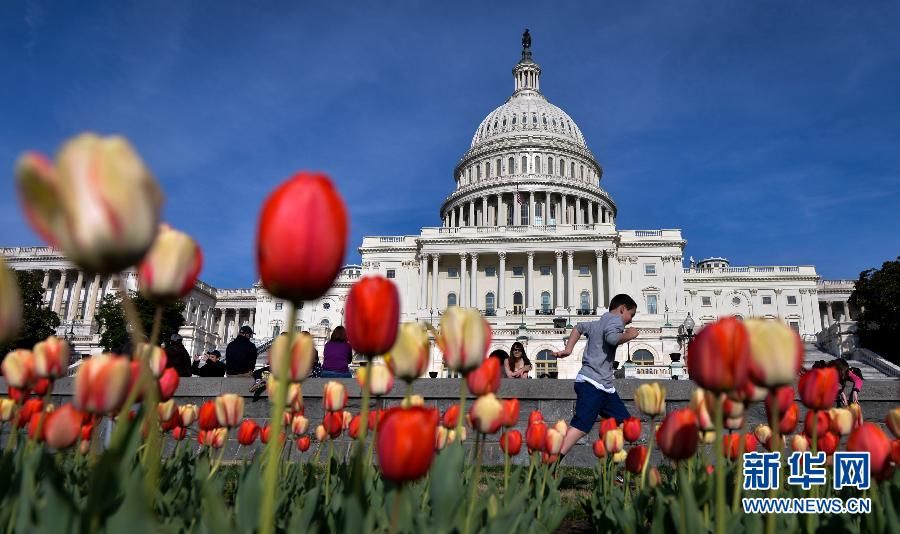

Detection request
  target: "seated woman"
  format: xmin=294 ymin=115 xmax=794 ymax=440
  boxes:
xmin=321 ymin=326 xmax=353 ymax=378
xmin=505 ymin=342 xmax=533 ymax=378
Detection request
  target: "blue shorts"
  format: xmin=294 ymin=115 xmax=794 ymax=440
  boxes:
xmin=570 ymin=381 xmax=631 ymax=433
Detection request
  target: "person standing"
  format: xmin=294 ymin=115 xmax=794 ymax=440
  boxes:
xmin=225 ymin=325 xmax=258 ymax=376
xmin=321 ymin=326 xmax=353 ymax=378
xmin=192 ymin=350 xmax=226 ymax=377
xmin=165 ymin=333 xmax=193 ymax=378
xmin=553 ymin=294 xmax=640 ymax=458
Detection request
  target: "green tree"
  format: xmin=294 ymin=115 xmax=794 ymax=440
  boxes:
xmin=94 ymin=291 xmax=185 ymax=353
xmin=0 ymin=270 xmax=61 ymax=356
xmin=849 ymin=256 xmax=900 ymax=365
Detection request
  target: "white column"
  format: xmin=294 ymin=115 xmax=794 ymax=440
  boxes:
xmin=450 ymin=208 xmax=456 ymax=227
xmin=825 ymin=301 xmax=833 ymax=326
xmin=607 ymin=252 xmax=618 ymax=304
xmin=555 ymin=250 xmax=564 ymax=309
xmin=575 ymin=197 xmax=582 ymax=225
xmin=496 ymin=194 xmax=504 ymax=226
xmin=431 ymin=254 xmax=439 ymax=309
xmin=249 ymin=309 xmax=256 ymax=332
xmin=595 ymin=250 xmax=605 ymax=312
xmin=85 ymin=273 xmax=102 ymax=322
xmin=529 ymin=192 xmax=535 ymax=225
xmin=481 ymin=197 xmax=488 ymax=226
xmin=674 ymin=256 xmax=684 ymax=311
xmin=811 ymin=290 xmax=823 ymax=332
xmin=774 ymin=290 xmax=783 ymax=318
xmin=561 ymin=195 xmax=568 ymax=225
xmin=470 ymin=253 xmax=479 ymax=309
xmin=526 ymin=252 xmax=535 ymax=312
xmin=41 ymin=271 xmax=50 ymax=291
xmin=459 ymin=254 xmax=468 ymax=307
xmin=662 ymin=257 xmax=674 ymax=313
xmin=498 ymin=252 xmax=506 ymax=310
xmin=468 ymin=202 xmax=475 ymax=227
xmin=52 ymin=270 xmax=66 ymax=316
xmin=419 ymin=254 xmax=428 ymax=308
xmin=545 ymin=191 xmax=552 ymax=225
xmin=217 ymin=309 xmax=226 ymax=339
xmin=67 ymin=271 xmax=84 ymax=321
xmin=566 ymin=251 xmax=575 ymax=310
xmin=587 ymin=202 xmax=594 ymax=224
xmin=844 ymin=301 xmax=852 ymax=321
xmin=513 ymin=195 xmax=520 ymax=226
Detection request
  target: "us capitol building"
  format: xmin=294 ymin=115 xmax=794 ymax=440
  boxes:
xmin=4 ymin=36 xmax=874 ymax=379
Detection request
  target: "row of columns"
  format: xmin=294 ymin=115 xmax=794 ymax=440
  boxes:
xmin=419 ymin=250 xmax=616 ymax=312
xmin=443 ymin=191 xmax=614 ymax=228
xmin=214 ymin=307 xmax=255 ymax=341
xmin=822 ymin=300 xmax=854 ymax=326
xmin=38 ymin=269 xmax=115 ymax=326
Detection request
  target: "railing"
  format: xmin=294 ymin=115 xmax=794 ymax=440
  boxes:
xmin=685 ymin=265 xmax=814 ymax=275
xmin=778 ymin=266 xmax=799 ymax=272
xmin=633 ymin=230 xmax=662 ymax=237
xmin=378 ymin=237 xmax=406 ymax=243
xmin=818 ymin=279 xmax=856 ymax=287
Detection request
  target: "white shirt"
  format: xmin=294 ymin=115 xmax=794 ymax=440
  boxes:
xmin=575 ymin=373 xmax=616 ymax=394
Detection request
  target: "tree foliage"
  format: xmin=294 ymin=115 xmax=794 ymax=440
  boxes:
xmin=849 ymin=256 xmax=900 ymax=365
xmin=0 ymin=270 xmax=61 ymax=356
xmin=94 ymin=291 xmax=185 ymax=353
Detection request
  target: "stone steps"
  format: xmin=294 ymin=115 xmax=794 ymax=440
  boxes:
xmin=803 ymin=343 xmax=895 ymax=380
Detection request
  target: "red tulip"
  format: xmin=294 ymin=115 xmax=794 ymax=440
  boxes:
xmin=687 ymin=317 xmax=750 ymax=392
xmin=526 ymin=421 xmax=547 ymax=453
xmin=33 ymin=336 xmax=69 ymax=379
xmin=158 ymin=367 xmax=180 ymax=401
xmin=43 ymin=404 xmax=82 ymax=449
xmin=442 ymin=404 xmax=460 ymax=429
xmin=171 ymin=426 xmax=187 ymax=441
xmin=599 ymin=417 xmax=618 ymax=438
xmin=723 ymin=433 xmax=758 ymax=460
xmin=500 ymin=430 xmax=522 ymax=455
xmin=890 ymin=439 xmax=900 ymax=465
xmin=656 ymin=408 xmax=699 ymax=460
xmin=501 ymin=398 xmax=520 ymax=428
xmin=80 ymin=424 xmax=93 ymax=442
xmin=592 ymin=439 xmax=607 ymax=458
xmin=623 ymin=417 xmax=642 ymax=442
xmin=138 ymin=224 xmax=203 ymax=302
xmin=257 ymin=172 xmax=348 ymax=303
xmin=74 ymin=355 xmax=130 ymax=414
xmin=376 ymin=407 xmax=438 ymax=482
xmin=297 ymin=435 xmax=311 ymax=451
xmin=818 ymin=432 xmax=839 ymax=456
xmin=17 ymin=398 xmax=44 ymax=428
xmin=847 ymin=423 xmax=893 ymax=480
xmin=778 ymin=403 xmax=800 ymax=434
xmin=323 ymin=411 xmax=343 ymax=438
xmin=32 ymin=378 xmax=51 ymax=396
xmin=348 ymin=415 xmax=362 ymax=439
xmin=237 ymin=419 xmax=259 ymax=445
xmin=7 ymin=386 xmax=25 ymax=404
xmin=625 ymin=445 xmax=648 ymax=474
xmin=542 ymin=451 xmax=559 ymax=465
xmin=528 ymin=410 xmax=544 ymax=426
xmin=765 ymin=386 xmax=794 ymax=419
xmin=27 ymin=411 xmax=47 ymax=441
xmin=797 ymin=368 xmax=840 ymax=411
xmin=345 ymin=276 xmax=400 ymax=356
xmin=466 ymin=357 xmax=501 ymax=396
xmin=260 ymin=424 xmax=271 ymax=444
xmin=804 ymin=410 xmax=830 ymax=439
xmin=198 ymin=401 xmax=219 ymax=431
xmin=368 ymin=409 xmax=383 ymax=431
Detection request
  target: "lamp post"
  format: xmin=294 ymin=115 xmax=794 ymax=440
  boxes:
xmin=65 ymin=323 xmax=77 ymax=357
xmin=677 ymin=313 xmax=695 ymax=360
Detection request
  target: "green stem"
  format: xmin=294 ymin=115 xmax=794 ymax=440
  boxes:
xmin=677 ymin=462 xmax=689 ymax=534
xmin=141 ymin=306 xmax=164 ymax=504
xmin=325 ymin=440 xmax=334 ymax=507
xmin=463 ymin=434 xmax=483 ymax=534
xmin=258 ymin=303 xmax=296 ymax=534
xmin=624 ymin=471 xmax=631 ymax=504
xmin=640 ymin=416 xmax=654 ymax=489
xmin=537 ymin=460 xmax=548 ymax=519
xmin=713 ymin=394 xmax=725 ymax=534
xmin=207 ymin=439 xmax=227 ymax=479
xmin=366 ymin=397 xmax=382 ymax=466
xmin=359 ymin=355 xmax=373 ymax=442
xmin=869 ymin=479 xmax=884 ymax=533
xmin=525 ymin=451 xmax=536 ymax=487
xmin=732 ymin=436 xmax=743 ymax=512
xmin=766 ymin=393 xmax=782 ymax=534
xmin=503 ymin=447 xmax=510 ymax=495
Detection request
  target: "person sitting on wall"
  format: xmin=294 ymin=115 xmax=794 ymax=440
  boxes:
xmin=321 ymin=326 xmax=353 ymax=378
xmin=505 ymin=341 xmax=533 ymax=378
xmin=191 ymin=350 xmax=226 ymax=377
xmin=165 ymin=333 xmax=193 ymax=378
xmin=225 ymin=325 xmax=258 ymax=377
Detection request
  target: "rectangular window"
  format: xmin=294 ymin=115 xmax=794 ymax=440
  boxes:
xmin=787 ymin=295 xmax=797 ymax=305
xmin=644 ymin=264 xmax=656 ymax=275
xmin=540 ymin=265 xmax=551 ymax=276
xmin=274 ymin=302 xmax=283 ymax=311
xmin=448 ymin=268 xmax=459 ymax=278
xmin=512 ymin=266 xmax=524 ymax=277
xmin=701 ymin=296 xmax=712 ymax=306
xmin=762 ymin=296 xmax=772 ymax=305
xmin=485 ymin=266 xmax=496 ymax=277
xmin=386 ymin=269 xmax=396 ymax=279
xmin=789 ymin=321 xmax=800 ymax=333
xmin=578 ymin=265 xmax=590 ymax=276
xmin=647 ymin=295 xmax=658 ymax=315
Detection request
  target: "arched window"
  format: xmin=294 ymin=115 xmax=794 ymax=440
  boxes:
xmin=580 ymin=165 xmax=584 ymax=180
xmin=542 ymin=115 xmax=548 ymax=126
xmin=548 ymin=157 xmax=553 ymax=176
xmin=512 ymin=115 xmax=517 ymax=125
xmin=632 ymin=349 xmax=654 ymax=366
xmin=511 ymin=292 xmax=523 ymax=315
xmin=536 ymin=349 xmax=558 ymax=378
xmin=570 ymin=162 xmax=575 ymax=177
xmin=560 ymin=159 xmax=565 ymax=176
xmin=541 ymin=291 xmax=551 ymax=313
xmin=508 ymin=157 xmax=515 ymax=174
xmin=447 ymin=293 xmax=457 ymax=307
xmin=521 ymin=156 xmax=527 ymax=173
xmin=496 ymin=158 xmax=501 ymax=177
xmin=502 ymin=117 xmax=507 ymax=127
xmin=320 ymin=318 xmax=330 ymax=328
xmin=485 ymin=292 xmax=495 ymax=315
xmin=486 ymin=161 xmax=491 ymax=178
xmin=467 ymin=168 xmax=471 ymax=182
xmin=532 ymin=113 xmax=537 ymax=125
xmin=535 ymin=156 xmax=541 ymax=174
xmin=520 ymin=202 xmax=530 ymax=226
xmin=493 ymin=120 xmax=498 ymax=130
xmin=580 ymin=291 xmax=590 ymax=312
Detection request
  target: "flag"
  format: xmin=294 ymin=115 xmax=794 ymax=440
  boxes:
xmin=516 ymin=190 xmax=524 ymax=204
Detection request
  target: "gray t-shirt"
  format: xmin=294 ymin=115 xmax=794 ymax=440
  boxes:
xmin=575 ymin=312 xmax=624 ymax=390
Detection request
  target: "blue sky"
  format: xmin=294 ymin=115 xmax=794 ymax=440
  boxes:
xmin=2 ymin=1 xmax=899 ymax=288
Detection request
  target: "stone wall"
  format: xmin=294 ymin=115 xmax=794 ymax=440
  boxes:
xmin=20 ymin=377 xmax=900 ymax=468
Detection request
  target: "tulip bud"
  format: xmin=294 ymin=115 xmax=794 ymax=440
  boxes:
xmin=435 ymin=426 xmax=450 ymax=450
xmin=401 ymin=394 xmax=425 ymax=409
xmin=257 ymin=173 xmax=348 ymax=303
xmin=74 ymin=354 xmax=130 ymax=414
xmin=157 ymin=400 xmax=176 ymax=423
xmin=553 ymin=419 xmax=568 ymax=438
xmin=656 ymin=408 xmax=699 ymax=460
xmin=437 ymin=307 xmax=491 ymax=372
xmin=345 ymin=276 xmax=400 ymax=356
xmin=33 ymin=336 xmax=69 ymax=379
xmin=43 ymin=404 xmax=83 ymax=449
xmin=2 ymin=349 xmax=35 ymax=389
xmin=198 ymin=401 xmax=219 ymax=431
xmin=592 ymin=439 xmax=607 ymax=458
xmin=470 ymin=393 xmax=503 ymax=434
xmin=545 ymin=428 xmax=563 ymax=455
xmin=291 ymin=414 xmax=309 ymax=436
xmin=885 ymin=408 xmax=899 ymax=439
xmin=135 ymin=343 xmax=167 ymax=378
xmin=765 ymin=386 xmax=794 ymax=419
xmin=722 ymin=397 xmax=745 ymax=419
xmin=890 ymin=439 xmax=900 ymax=465
xmin=0 ymin=398 xmax=14 ymax=421
xmin=315 ymin=424 xmax=327 ymax=442
xmin=687 ymin=317 xmax=750 ymax=392
xmin=270 ymin=332 xmax=316 ymax=383
xmin=778 ymin=402 xmax=800 ymax=434
xmin=604 ymin=428 xmax=624 ymax=455
xmin=598 ymin=417 xmax=618 ymax=438
xmin=790 ymin=434 xmax=810 ymax=452
xmin=296 ymin=435 xmax=311 ymax=452
xmin=647 ymin=466 xmax=661 ymax=488
xmin=17 ymin=135 xmax=164 ymax=274
xmin=356 ymin=364 xmax=394 ymax=396
xmin=745 ymin=319 xmax=803 ymax=387
xmin=528 ymin=410 xmax=544 ymax=426
xmin=0 ymin=259 xmax=22 ymax=344
xmin=612 ymin=450 xmax=627 ymax=463
xmin=171 ymin=426 xmax=187 ymax=441
xmin=208 ymin=427 xmax=227 ymax=449
xmin=542 ymin=451 xmax=560 ymax=464
xmin=385 ymin=322 xmax=429 ymax=382
xmin=158 ymin=367 xmax=180 ymax=401
xmin=442 ymin=404 xmax=460 ymax=429
xmin=526 ymin=422 xmax=547 ymax=453
xmin=700 ymin=430 xmax=716 ymax=444
xmin=322 ymin=381 xmax=347 ymax=412
xmin=689 ymin=389 xmax=714 ymax=431
xmin=500 ymin=430 xmax=523 ymax=456
xmin=323 ymin=411 xmax=343 ymax=438
xmin=847 ymin=403 xmax=863 ymax=428
xmin=725 ymin=416 xmax=744 ymax=431
xmin=634 ymin=383 xmax=666 ymax=416
xmin=260 ymin=424 xmax=272 ymax=444
xmin=798 ymin=368 xmax=840 ymax=411
xmin=17 ymin=398 xmax=43 ymax=428
xmin=622 ymin=417 xmax=641 ymax=442
xmin=754 ymin=425 xmax=772 ymax=444
xmin=138 ymin=224 xmax=203 ymax=302
xmin=625 ymin=445 xmax=648 ymax=474
xmin=466 ymin=357 xmax=501 ymax=396
xmin=819 ymin=431 xmax=839 ymax=456
xmin=804 ymin=410 xmax=830 ymax=439
xmin=178 ymin=404 xmax=198 ymax=427
xmin=376 ymin=407 xmax=438 ymax=482
xmin=847 ymin=423 xmax=893 ymax=480
xmin=237 ymin=419 xmax=260 ymax=446
xmin=501 ymin=398 xmax=520 ymax=428
xmin=215 ymin=393 xmax=243 ymax=428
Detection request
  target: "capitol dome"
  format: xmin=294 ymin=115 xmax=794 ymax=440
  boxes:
xmin=470 ymin=92 xmax=588 ymax=149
